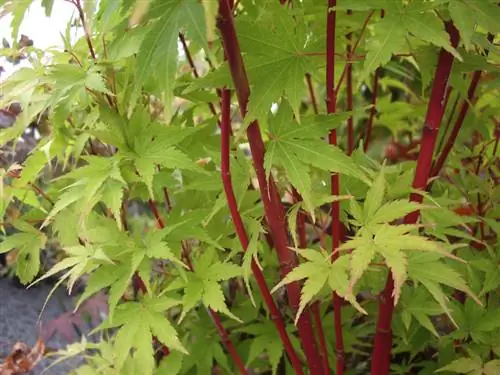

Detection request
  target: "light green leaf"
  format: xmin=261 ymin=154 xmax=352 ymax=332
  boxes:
xmin=449 ymin=1 xmax=475 ymax=47
xmin=404 ymin=11 xmax=461 ymax=60
xmin=363 ymin=167 xmax=386 ymax=221
xmin=436 ymin=357 xmax=481 ymax=373
xmin=363 ymin=14 xmax=407 ymax=78
xmin=295 ymin=271 xmax=328 ymax=325
xmin=282 ymin=139 xmax=370 ymax=185
xmin=181 ymin=276 xmax=203 ymax=321
xmin=202 ymin=280 xmax=241 ymax=322
xmin=148 ymin=310 xmax=187 ymax=354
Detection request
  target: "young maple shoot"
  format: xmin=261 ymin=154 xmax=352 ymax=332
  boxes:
xmin=0 ymin=0 xmax=498 ymax=374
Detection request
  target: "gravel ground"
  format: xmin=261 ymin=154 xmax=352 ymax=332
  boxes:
xmin=0 ymin=278 xmax=98 ymax=375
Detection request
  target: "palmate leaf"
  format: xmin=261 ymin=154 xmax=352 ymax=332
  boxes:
xmin=401 ymin=288 xmax=443 ymax=337
xmin=245 ymin=56 xmax=310 ymax=126
xmin=363 ymin=12 xmax=407 ymax=79
xmin=268 ymin=141 xmax=314 ymax=215
xmin=363 ymin=165 xmax=386 ymax=221
xmin=264 ymin=105 xmax=370 ymax=186
xmin=180 ymin=255 xmax=242 ymax=321
xmin=236 ymin=11 xmax=315 ymax=124
xmin=135 ymin=0 xmax=207 ymax=122
xmin=363 ymin=3 xmax=462 ymax=79
xmin=408 ymin=253 xmax=480 ymax=325
xmin=0 ymin=226 xmax=47 ymax=284
xmin=436 ymin=357 xmax=482 ymax=374
xmin=271 ymin=249 xmax=362 ymax=323
xmin=43 ymin=156 xmax=126 ymax=227
xmin=448 ymin=0 xmax=500 ymax=44
xmin=234 ymin=321 xmax=287 ymax=374
xmin=108 ymin=299 xmax=186 ymax=373
xmin=340 ymin=219 xmax=467 ymax=305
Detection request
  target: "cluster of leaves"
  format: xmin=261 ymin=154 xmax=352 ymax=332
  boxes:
xmin=0 ymin=0 xmax=499 ymax=374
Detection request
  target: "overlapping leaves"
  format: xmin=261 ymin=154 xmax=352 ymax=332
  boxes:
xmin=264 ymin=104 xmax=371 ymax=215
xmin=340 ymin=168 xmax=471 ymax=307
xmin=236 ymin=4 xmax=316 ymax=125
xmin=363 ymin=0 xmax=462 ymax=79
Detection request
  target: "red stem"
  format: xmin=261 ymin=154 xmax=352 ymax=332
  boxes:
xmin=435 ymin=91 xmax=459 ymax=155
xmin=292 ymin=188 xmax=331 ymax=375
xmin=370 ymin=22 xmax=460 ymax=375
xmin=335 ymin=10 xmax=375 ymax=94
xmin=221 ymin=89 xmax=305 ymax=375
xmin=363 ymin=69 xmax=379 ymax=152
xmin=217 ymin=1 xmax=322 ymax=373
xmin=306 ymin=73 xmax=319 ymax=114
xmin=431 ymin=33 xmax=494 ymax=178
xmin=346 ymin=12 xmax=354 ymax=155
xmin=178 ymin=33 xmax=231 ymax=134
xmin=326 ymin=1 xmax=345 ymax=374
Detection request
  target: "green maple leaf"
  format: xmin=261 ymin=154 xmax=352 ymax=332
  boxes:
xmin=363 ymin=13 xmax=407 ymax=79
xmin=135 ymin=0 xmax=207 ymax=122
xmin=437 ymin=358 xmax=482 ymax=374
xmin=408 ymin=252 xmax=480 ymax=325
xmin=271 ymin=249 xmax=365 ymax=323
xmin=43 ymin=156 xmax=126 ymax=227
xmin=264 ymin=104 xmax=370 ymax=217
xmin=400 ymin=288 xmax=443 ymax=337
xmin=363 ymin=3 xmax=462 ymax=80
xmin=0 ymin=223 xmax=47 ymax=284
xmin=180 ymin=249 xmax=242 ymax=321
xmin=236 ymin=9 xmax=315 ymax=125
xmin=108 ymin=298 xmax=186 ymax=372
xmin=449 ymin=0 xmax=500 ymax=46
xmin=234 ymin=321 xmax=289 ymax=373
xmin=340 ymin=221 xmax=464 ymax=305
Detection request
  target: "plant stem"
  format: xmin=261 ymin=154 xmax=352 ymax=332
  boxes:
xmin=370 ymin=22 xmax=460 ymax=375
xmin=306 ymin=73 xmax=319 ymax=114
xmin=71 ymin=0 xmax=116 ymax=110
xmin=363 ymin=69 xmax=379 ymax=152
xmin=346 ymin=10 xmax=354 ymax=155
xmin=326 ymin=1 xmax=345 ymax=374
xmin=217 ymin=1 xmax=322 ymax=373
xmin=431 ymin=33 xmax=494 ymax=178
xmin=435 ymin=90 xmax=459 ymax=156
xmin=335 ymin=10 xmax=375 ymax=94
xmin=291 ymin=188 xmax=331 ymax=375
xmin=178 ymin=33 xmax=221 ymax=125
xmin=220 ymin=89 xmax=305 ymax=375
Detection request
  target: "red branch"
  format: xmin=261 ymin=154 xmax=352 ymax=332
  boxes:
xmin=363 ymin=69 xmax=379 ymax=152
xmin=326 ymin=1 xmax=345 ymax=374
xmin=178 ymin=33 xmax=221 ymax=124
xmin=346 ymin=10 xmax=354 ymax=154
xmin=217 ymin=1 xmax=321 ymax=373
xmin=431 ymin=33 xmax=495 ymax=178
xmin=335 ymin=10 xmax=375 ymax=94
xmin=291 ymin=189 xmax=331 ymax=375
xmin=306 ymin=73 xmax=319 ymax=114
xmin=370 ymin=22 xmax=460 ymax=375
xmin=221 ymin=90 xmax=305 ymax=375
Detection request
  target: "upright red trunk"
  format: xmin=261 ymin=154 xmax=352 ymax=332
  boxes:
xmin=431 ymin=33 xmax=494 ymax=178
xmin=220 ymin=90 xmax=304 ymax=375
xmin=326 ymin=1 xmax=346 ymax=374
xmin=370 ymin=22 xmax=460 ymax=375
xmin=217 ymin=1 xmax=322 ymax=373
